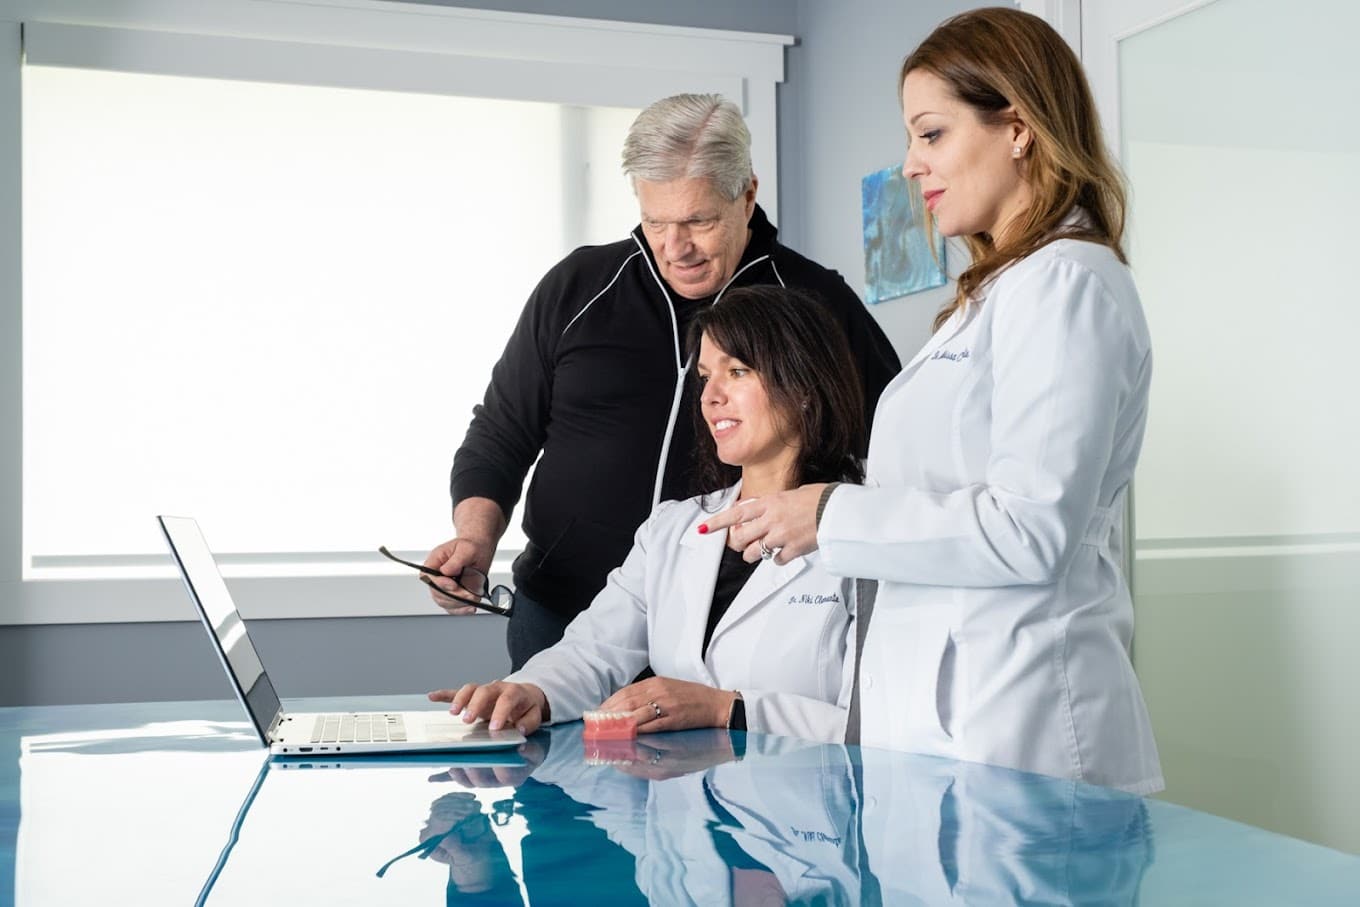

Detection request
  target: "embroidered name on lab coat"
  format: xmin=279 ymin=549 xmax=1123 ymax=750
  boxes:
xmin=786 ymin=593 xmax=842 ymax=605
xmin=929 ymin=348 xmax=970 ymax=362
xmin=790 ymin=827 xmax=843 ymax=845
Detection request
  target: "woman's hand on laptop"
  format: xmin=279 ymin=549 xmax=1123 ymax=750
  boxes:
xmin=429 ymin=681 xmax=549 ymax=735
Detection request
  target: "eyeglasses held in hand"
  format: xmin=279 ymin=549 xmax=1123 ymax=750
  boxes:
xmin=377 ymin=546 xmax=514 ymax=617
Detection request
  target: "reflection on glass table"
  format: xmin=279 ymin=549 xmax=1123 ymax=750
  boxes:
xmin=3 ymin=697 xmax=1360 ymax=905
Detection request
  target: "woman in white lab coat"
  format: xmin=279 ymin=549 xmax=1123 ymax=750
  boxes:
xmin=429 ymin=286 xmax=864 ymax=743
xmin=706 ymin=8 xmax=1163 ymax=793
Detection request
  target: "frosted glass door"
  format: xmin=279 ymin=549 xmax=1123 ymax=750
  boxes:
xmin=1083 ymin=0 xmax=1360 ymax=854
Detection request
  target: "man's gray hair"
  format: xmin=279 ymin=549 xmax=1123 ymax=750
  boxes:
xmin=621 ymin=94 xmax=753 ymax=201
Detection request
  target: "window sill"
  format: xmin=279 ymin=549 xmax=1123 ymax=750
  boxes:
xmin=2 ymin=559 xmax=517 ymax=625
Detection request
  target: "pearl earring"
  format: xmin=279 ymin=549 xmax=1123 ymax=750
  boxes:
xmin=1012 ymin=145 xmax=1023 ymax=157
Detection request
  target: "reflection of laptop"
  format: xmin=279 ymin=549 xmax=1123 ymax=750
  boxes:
xmin=197 ymin=754 xmax=528 ymax=906
xmin=158 ymin=515 xmax=525 ymax=755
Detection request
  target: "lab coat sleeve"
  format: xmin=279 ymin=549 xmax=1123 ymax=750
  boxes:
xmin=819 ymin=255 xmax=1150 ymax=587
xmin=741 ymin=576 xmax=855 ymax=742
xmin=502 ymin=509 xmax=660 ymax=722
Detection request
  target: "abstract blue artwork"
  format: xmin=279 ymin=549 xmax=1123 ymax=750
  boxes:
xmin=861 ymin=164 xmax=947 ymax=304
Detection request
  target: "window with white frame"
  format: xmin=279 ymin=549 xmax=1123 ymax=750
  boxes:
xmin=22 ymin=64 xmax=639 ymax=568
xmin=0 ymin=0 xmax=791 ymax=623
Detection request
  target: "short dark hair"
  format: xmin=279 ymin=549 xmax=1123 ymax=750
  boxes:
xmin=685 ymin=285 xmax=865 ymax=497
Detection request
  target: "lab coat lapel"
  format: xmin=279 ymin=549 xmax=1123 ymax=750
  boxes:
xmin=897 ymin=302 xmax=976 ymax=381
xmin=707 ymin=550 xmax=809 ymax=648
xmin=900 ymin=220 xmax=1089 ymax=380
xmin=677 ymin=487 xmax=737 ymax=677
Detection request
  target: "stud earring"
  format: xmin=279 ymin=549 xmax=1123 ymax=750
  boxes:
xmin=1012 ymin=145 xmax=1023 ymax=157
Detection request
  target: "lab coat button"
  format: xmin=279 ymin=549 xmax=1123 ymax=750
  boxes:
xmin=863 ymin=674 xmax=874 ymax=690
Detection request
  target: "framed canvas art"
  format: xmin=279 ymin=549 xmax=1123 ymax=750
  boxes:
xmin=861 ymin=163 xmax=947 ymax=304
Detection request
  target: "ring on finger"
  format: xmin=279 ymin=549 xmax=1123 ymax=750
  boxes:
xmin=759 ymin=539 xmax=776 ymax=561
xmin=648 ymin=700 xmax=663 ymax=719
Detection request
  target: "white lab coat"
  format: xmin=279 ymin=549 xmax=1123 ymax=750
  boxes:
xmin=507 ymin=484 xmax=856 ymax=742
xmin=819 ymin=232 xmax=1163 ymax=793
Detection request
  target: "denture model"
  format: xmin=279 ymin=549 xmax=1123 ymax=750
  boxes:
xmin=581 ymin=709 xmax=637 ymax=740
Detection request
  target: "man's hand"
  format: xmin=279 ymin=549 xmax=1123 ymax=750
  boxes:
xmin=418 ymin=792 xmax=507 ymax=895
xmin=429 ymin=681 xmax=549 ymax=735
xmin=423 ymin=497 xmax=506 ymax=615
xmin=597 ymin=676 xmax=736 ymax=734
xmin=422 ymin=537 xmax=494 ymax=615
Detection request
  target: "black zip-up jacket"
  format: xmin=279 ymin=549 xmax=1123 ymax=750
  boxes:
xmin=451 ymin=204 xmax=901 ymax=618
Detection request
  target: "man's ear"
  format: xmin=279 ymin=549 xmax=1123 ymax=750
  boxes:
xmin=744 ymin=175 xmax=759 ymax=219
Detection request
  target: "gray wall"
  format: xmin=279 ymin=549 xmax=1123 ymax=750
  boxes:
xmin=2 ymin=0 xmax=981 ymax=706
xmin=1 ymin=614 xmax=512 ymax=706
xmin=779 ymin=0 xmax=980 ymax=361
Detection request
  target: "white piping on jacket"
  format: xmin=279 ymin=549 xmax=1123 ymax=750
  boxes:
xmin=630 ymin=233 xmax=685 ymax=507
xmin=560 ymin=250 xmax=644 ymax=338
xmin=631 ymin=237 xmax=787 ymax=508
xmin=715 ymin=254 xmax=783 ymax=303
xmin=767 ymin=258 xmax=787 ymax=291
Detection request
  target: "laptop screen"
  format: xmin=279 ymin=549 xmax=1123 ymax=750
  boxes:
xmin=158 ymin=515 xmax=282 ymax=744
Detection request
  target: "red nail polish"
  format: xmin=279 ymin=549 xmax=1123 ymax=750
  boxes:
xmin=697 ymin=524 xmax=709 ymax=534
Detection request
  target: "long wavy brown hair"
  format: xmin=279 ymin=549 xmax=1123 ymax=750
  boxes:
xmin=902 ymin=7 xmax=1128 ymax=331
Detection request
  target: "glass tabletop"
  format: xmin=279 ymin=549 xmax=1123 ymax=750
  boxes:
xmin=2 ymin=697 xmax=1358 ymax=905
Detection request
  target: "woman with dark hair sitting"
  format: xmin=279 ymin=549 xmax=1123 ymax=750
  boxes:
xmin=429 ymin=285 xmax=866 ymax=742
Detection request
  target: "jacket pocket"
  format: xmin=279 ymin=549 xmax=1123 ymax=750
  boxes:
xmin=884 ymin=611 xmax=957 ymax=747
xmin=522 ymin=516 xmax=636 ymax=590
xmin=935 ymin=632 xmax=958 ymax=740
xmin=910 ymin=619 xmax=955 ymax=743
xmin=513 ymin=517 xmax=576 ymax=578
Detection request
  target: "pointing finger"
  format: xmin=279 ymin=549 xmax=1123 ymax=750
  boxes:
xmin=697 ymin=498 xmax=763 ymax=535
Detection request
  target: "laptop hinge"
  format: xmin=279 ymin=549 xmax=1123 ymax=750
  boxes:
xmin=265 ymin=710 xmax=286 ymax=744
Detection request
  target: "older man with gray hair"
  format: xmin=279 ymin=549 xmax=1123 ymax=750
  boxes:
xmin=423 ymin=93 xmax=900 ymax=668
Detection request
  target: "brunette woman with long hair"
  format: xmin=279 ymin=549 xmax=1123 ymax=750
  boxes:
xmin=705 ymin=7 xmax=1162 ymax=794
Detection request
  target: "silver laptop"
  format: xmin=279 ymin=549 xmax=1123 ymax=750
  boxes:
xmin=158 ymin=515 xmax=524 ymax=755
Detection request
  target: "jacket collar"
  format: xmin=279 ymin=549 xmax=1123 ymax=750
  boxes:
xmin=1059 ymin=205 xmax=1094 ymax=232
xmin=629 ymin=203 xmax=780 ymax=306
xmin=677 ymin=482 xmax=811 ymax=666
xmin=897 ymin=206 xmax=1095 ymax=377
xmin=898 ymin=303 xmax=975 ymax=377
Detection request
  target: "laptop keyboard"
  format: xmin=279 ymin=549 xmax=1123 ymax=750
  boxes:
xmin=310 ymin=713 xmax=407 ymax=744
